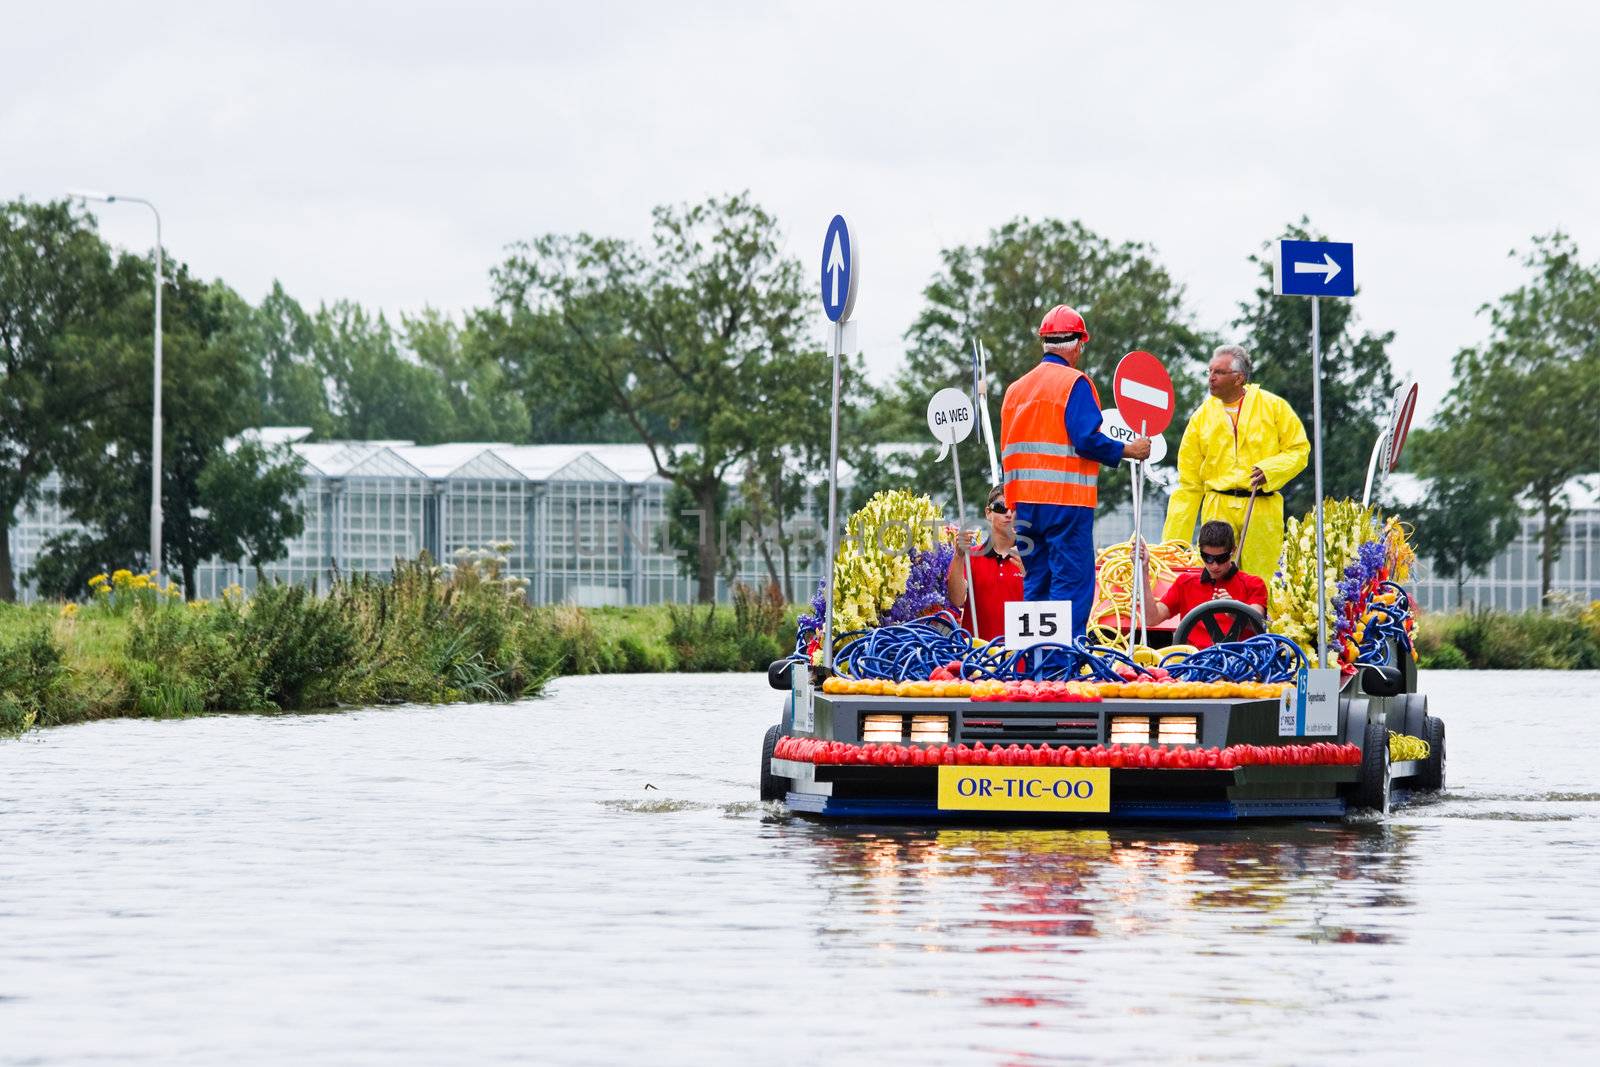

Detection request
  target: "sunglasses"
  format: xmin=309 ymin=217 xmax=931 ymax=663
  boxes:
xmin=1200 ymin=549 xmax=1232 ymax=564
xmin=988 ymin=502 xmax=1010 ymax=514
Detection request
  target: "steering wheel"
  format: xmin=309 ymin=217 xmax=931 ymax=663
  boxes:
xmin=1173 ymin=598 xmax=1268 ymax=647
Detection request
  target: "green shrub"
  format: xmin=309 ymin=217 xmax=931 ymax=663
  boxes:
xmin=1417 ymin=641 xmax=1468 ymax=670
xmin=1426 ymin=605 xmax=1600 ymax=669
xmin=666 ymin=585 xmax=791 ymax=672
xmin=234 ymin=582 xmax=358 ymax=708
xmin=0 ymin=623 xmax=65 ymax=734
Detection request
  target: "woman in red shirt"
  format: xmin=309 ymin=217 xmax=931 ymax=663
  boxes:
xmin=1136 ymin=520 xmax=1268 ymax=649
xmin=946 ymin=485 xmax=1026 ymax=640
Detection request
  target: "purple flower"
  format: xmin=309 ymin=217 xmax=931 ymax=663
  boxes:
xmin=883 ymin=542 xmax=957 ymax=625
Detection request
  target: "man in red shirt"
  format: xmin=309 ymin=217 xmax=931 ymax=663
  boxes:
xmin=1136 ymin=520 xmax=1268 ymax=648
xmin=946 ymin=485 xmax=1026 ymax=640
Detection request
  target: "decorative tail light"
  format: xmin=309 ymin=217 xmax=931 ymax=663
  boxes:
xmin=861 ymin=714 xmax=904 ymax=743
xmin=1110 ymin=715 xmax=1151 ymax=746
xmin=1157 ymin=716 xmax=1199 ymax=746
xmin=910 ymin=715 xmax=950 ymax=744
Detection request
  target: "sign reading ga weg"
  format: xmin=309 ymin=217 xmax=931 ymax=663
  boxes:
xmin=820 ymin=214 xmax=859 ymax=323
xmin=1274 ymin=240 xmax=1355 ymax=298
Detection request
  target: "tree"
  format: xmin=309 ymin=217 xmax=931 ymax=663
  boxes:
xmin=237 ymin=281 xmax=335 ymax=435
xmin=895 ymin=217 xmax=1212 ymax=511
xmin=197 ymin=439 xmax=307 ymax=581
xmin=1407 ymin=430 xmax=1521 ymax=606
xmin=401 ymin=309 xmax=529 ymax=442
xmin=1231 ymin=219 xmax=1399 ymax=519
xmin=0 ymin=199 xmax=119 ymax=601
xmin=35 ymin=258 xmax=272 ymax=597
xmin=489 ymin=193 xmax=828 ymax=601
xmin=314 ymin=300 xmax=454 ymax=442
xmin=1429 ymin=233 xmax=1600 ymax=602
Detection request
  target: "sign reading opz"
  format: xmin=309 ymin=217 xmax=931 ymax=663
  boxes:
xmin=936 ymin=767 xmax=1110 ymax=812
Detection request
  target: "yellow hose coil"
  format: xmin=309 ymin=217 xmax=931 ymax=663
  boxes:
xmin=1091 ymin=537 xmax=1200 ymax=653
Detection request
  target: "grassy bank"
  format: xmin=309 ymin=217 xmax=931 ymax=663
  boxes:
xmin=1415 ymin=602 xmax=1600 ymax=670
xmin=0 ymin=563 xmax=800 ymax=735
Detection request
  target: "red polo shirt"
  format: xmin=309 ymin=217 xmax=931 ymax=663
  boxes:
xmin=957 ymin=548 xmax=1025 ymax=641
xmin=1160 ymin=565 xmax=1268 ymax=648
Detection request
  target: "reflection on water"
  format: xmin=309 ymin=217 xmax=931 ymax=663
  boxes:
xmin=3 ymin=670 xmax=1598 ymax=1064
xmin=792 ymin=823 xmax=1414 ymax=948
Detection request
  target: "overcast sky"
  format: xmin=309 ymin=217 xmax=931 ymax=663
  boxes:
xmin=8 ymin=1 xmax=1599 ymax=426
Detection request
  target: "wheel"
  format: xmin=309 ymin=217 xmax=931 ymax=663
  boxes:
xmin=759 ymin=724 xmax=788 ymax=802
xmin=1417 ymin=715 xmax=1446 ymax=792
xmin=1172 ymin=598 xmax=1269 ymax=647
xmin=1357 ymin=718 xmax=1392 ymax=815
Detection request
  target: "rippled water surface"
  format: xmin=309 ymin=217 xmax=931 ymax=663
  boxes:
xmin=4 ymin=671 xmax=1599 ymax=1065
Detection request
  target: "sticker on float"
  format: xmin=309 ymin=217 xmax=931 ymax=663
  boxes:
xmin=1004 ymin=599 xmax=1072 ymax=650
xmin=792 ymin=665 xmax=815 ymax=733
xmin=937 ymin=766 xmax=1111 ymax=812
xmin=1278 ymin=664 xmax=1341 ymax=736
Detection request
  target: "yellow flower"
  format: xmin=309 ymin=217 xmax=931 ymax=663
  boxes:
xmin=112 ymin=569 xmax=133 ymax=583
xmin=59 ymin=602 xmax=79 ymax=618
xmin=88 ymin=573 xmax=109 ymax=588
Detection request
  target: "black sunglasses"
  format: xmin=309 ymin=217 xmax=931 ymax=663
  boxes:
xmin=988 ymin=501 xmax=1010 ymax=514
xmin=1200 ymin=549 xmax=1232 ymax=564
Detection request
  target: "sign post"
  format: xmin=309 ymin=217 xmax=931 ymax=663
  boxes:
xmin=927 ymin=387 xmax=979 ymax=636
xmin=1363 ymin=381 xmax=1419 ymax=506
xmin=819 ymin=215 xmax=859 ymax=673
xmin=970 ymin=338 xmax=1002 ymax=486
xmin=1111 ymin=351 xmax=1175 ymax=650
xmin=1274 ymin=239 xmax=1355 ymax=667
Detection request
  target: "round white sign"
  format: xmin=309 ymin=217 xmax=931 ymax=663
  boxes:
xmin=926 ymin=388 xmax=976 ymax=445
xmin=1099 ymin=409 xmax=1167 ymax=464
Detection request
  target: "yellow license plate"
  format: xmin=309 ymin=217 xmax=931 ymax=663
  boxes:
xmin=936 ymin=766 xmax=1111 ymax=812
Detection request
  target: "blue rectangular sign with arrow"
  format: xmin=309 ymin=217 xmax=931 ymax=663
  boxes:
xmin=1274 ymin=239 xmax=1355 ymax=298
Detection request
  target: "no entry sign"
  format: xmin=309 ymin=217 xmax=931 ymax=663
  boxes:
xmin=1112 ymin=350 xmax=1175 ymax=436
xmin=1385 ymin=382 xmax=1419 ymax=473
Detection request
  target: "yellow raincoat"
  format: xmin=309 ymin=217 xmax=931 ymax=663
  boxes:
xmin=1160 ymin=384 xmax=1309 ymax=581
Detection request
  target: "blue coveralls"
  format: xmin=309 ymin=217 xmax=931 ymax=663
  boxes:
xmin=1013 ymin=355 xmax=1126 ymax=640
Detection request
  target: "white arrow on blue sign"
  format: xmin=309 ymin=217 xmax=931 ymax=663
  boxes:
xmin=1273 ymin=239 xmax=1355 ymax=299
xmin=820 ymin=214 xmax=858 ymax=322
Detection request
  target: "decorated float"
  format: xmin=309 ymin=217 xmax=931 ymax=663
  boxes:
xmin=763 ymin=218 xmax=1440 ymax=821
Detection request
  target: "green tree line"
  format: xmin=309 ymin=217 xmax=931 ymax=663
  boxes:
xmin=5 ymin=194 xmax=1595 ymax=605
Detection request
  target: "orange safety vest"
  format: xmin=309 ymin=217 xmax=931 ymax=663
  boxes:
xmin=1000 ymin=361 xmax=1101 ymax=509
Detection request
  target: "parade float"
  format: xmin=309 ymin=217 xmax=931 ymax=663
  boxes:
xmin=761 ymin=218 xmax=1441 ymax=821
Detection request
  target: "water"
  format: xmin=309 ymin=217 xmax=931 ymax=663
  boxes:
xmin=3 ymin=671 xmax=1598 ymax=1065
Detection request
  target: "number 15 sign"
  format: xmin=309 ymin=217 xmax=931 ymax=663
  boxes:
xmin=1004 ymin=600 xmax=1073 ymax=650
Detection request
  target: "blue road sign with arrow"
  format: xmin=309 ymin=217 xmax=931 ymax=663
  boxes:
xmin=1274 ymin=239 xmax=1355 ymax=298
xmin=820 ymin=214 xmax=858 ymax=322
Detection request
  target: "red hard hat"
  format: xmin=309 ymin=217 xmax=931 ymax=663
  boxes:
xmin=1038 ymin=305 xmax=1090 ymax=341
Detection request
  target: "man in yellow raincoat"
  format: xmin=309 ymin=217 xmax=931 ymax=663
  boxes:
xmin=1160 ymin=345 xmax=1309 ymax=580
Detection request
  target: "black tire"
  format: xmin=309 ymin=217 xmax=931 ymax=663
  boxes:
xmin=1356 ymin=718 xmax=1392 ymax=815
xmin=1417 ymin=715 xmax=1446 ymax=792
xmin=760 ymin=724 xmax=788 ymax=802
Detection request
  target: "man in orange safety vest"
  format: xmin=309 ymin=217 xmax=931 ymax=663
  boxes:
xmin=1000 ymin=304 xmax=1151 ymax=640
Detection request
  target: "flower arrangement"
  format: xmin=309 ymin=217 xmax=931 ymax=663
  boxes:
xmin=1270 ymin=502 xmax=1422 ymax=667
xmin=797 ymin=490 xmax=955 ymax=643
xmin=1268 ymin=500 xmax=1376 ymax=666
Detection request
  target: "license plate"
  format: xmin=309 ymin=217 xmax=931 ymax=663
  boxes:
xmin=936 ymin=766 xmax=1111 ymax=812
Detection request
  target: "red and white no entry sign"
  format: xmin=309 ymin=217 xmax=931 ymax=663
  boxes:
xmin=1112 ymin=350 xmax=1175 ymax=436
xmin=1385 ymin=382 xmax=1418 ymax=473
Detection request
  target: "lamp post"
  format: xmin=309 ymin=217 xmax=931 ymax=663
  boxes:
xmin=68 ymin=189 xmax=163 ymax=578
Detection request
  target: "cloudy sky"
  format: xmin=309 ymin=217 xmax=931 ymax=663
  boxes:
xmin=8 ymin=1 xmax=1598 ymax=425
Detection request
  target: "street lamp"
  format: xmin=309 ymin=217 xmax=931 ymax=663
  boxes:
xmin=68 ymin=189 xmax=163 ymax=579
